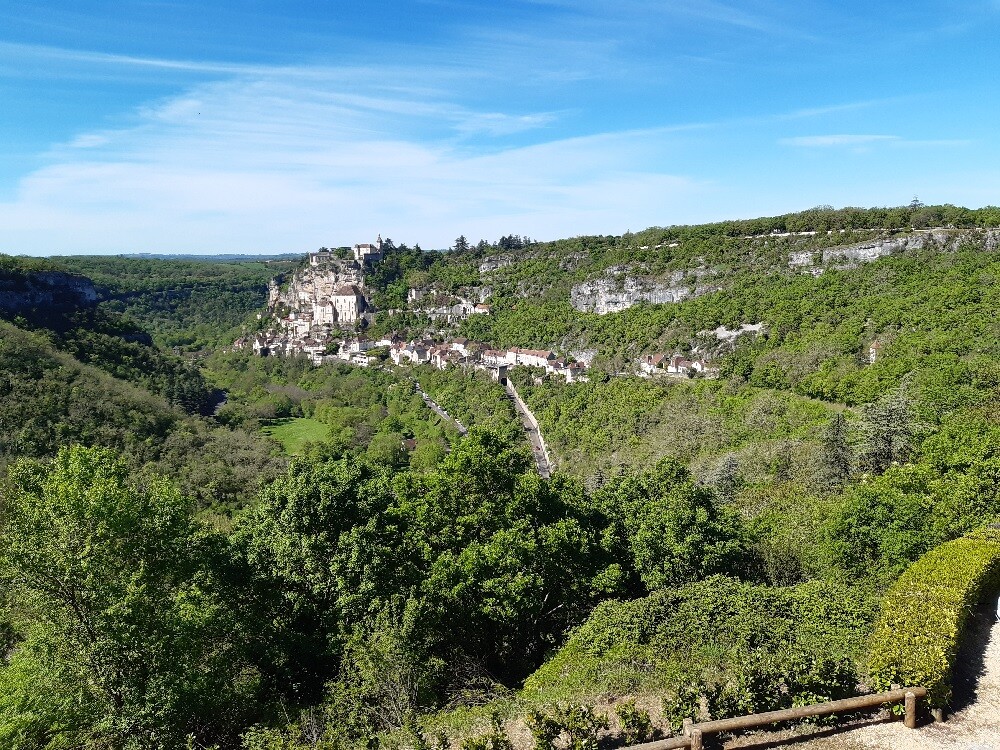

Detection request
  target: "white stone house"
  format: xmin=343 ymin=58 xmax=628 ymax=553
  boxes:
xmin=331 ymin=284 xmax=366 ymax=324
xmin=508 ymin=347 xmax=557 ymax=369
xmin=868 ymin=340 xmax=883 ymax=363
xmin=392 ymin=343 xmax=430 ymax=366
xmin=344 ymin=338 xmax=378 ymax=354
xmin=310 ymin=250 xmax=334 ymax=266
xmin=353 ymin=240 xmax=382 ymax=265
xmin=482 ymin=349 xmax=507 ymax=367
xmin=664 ymin=354 xmax=710 ymax=375
xmin=313 ymin=297 xmax=335 ymax=325
xmin=639 ymin=353 xmax=668 ymax=376
xmin=251 ymin=335 xmax=270 ymax=356
xmin=566 ymin=362 xmax=587 ymax=382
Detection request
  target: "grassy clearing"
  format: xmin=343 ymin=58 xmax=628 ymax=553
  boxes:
xmin=261 ymin=417 xmax=331 ymax=454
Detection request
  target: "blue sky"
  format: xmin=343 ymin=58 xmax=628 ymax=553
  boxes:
xmin=1 ymin=0 xmax=997 ymax=254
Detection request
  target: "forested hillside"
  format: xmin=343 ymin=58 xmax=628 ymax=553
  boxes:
xmin=0 ymin=259 xmax=285 ymax=510
xmin=54 ymin=255 xmax=300 ymax=350
xmin=2 ymin=205 xmax=1000 ymax=749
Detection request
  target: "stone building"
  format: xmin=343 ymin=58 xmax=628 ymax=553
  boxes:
xmin=331 ymin=284 xmax=367 ymax=324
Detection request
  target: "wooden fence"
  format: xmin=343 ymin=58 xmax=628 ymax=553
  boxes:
xmin=622 ymin=687 xmax=927 ymax=750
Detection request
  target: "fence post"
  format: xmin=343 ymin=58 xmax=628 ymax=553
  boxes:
xmin=690 ymin=729 xmax=703 ymax=750
xmin=682 ymin=718 xmax=693 ymax=737
xmin=904 ymin=691 xmax=916 ymax=729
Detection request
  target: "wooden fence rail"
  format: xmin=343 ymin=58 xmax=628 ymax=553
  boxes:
xmin=623 ymin=687 xmax=927 ymax=750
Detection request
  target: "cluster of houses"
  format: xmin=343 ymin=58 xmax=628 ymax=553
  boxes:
xmin=238 ymin=332 xmax=589 ymax=382
xmin=388 ymin=339 xmax=588 ymax=381
xmin=405 ymin=288 xmax=491 ymax=323
xmin=637 ymin=352 xmax=719 ymax=378
xmin=244 ymin=328 xmax=894 ymax=385
xmin=238 ymin=237 xmax=744 ymax=383
xmin=239 ymin=332 xmax=333 ymax=362
xmin=634 ymin=337 xmax=882 ymax=379
xmin=243 ymin=244 xmax=384 ymax=360
xmin=251 ymin=239 xmax=501 ymax=362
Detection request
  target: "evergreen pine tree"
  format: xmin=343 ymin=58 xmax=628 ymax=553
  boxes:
xmin=821 ymin=412 xmax=853 ymax=487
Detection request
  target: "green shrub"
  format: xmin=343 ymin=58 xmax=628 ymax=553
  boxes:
xmin=460 ymin=714 xmax=513 ymax=750
xmin=866 ymin=527 xmax=1000 ymax=707
xmin=524 ymin=577 xmax=873 ymax=723
xmin=525 ymin=705 xmax=608 ymax=750
xmin=614 ymin=700 xmax=653 ymax=745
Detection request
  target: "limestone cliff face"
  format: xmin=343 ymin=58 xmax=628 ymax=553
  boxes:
xmin=789 ymin=229 xmax=1000 ymax=271
xmin=268 ymin=260 xmax=365 ymax=314
xmin=570 ymin=268 xmax=716 ymax=315
xmin=478 ymin=255 xmax=514 ymax=273
xmin=0 ymin=270 xmax=98 ymax=314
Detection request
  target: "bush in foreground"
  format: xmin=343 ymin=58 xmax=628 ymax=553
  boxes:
xmin=866 ymin=527 xmax=1000 ymax=707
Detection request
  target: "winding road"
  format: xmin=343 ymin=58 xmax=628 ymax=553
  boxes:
xmin=413 ymin=382 xmax=467 ymax=435
xmin=412 ymin=377 xmax=554 ymax=478
xmin=503 ymin=380 xmax=554 ymax=478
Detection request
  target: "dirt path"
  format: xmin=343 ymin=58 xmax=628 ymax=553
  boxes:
xmin=728 ymin=600 xmax=1000 ymax=750
xmin=834 ymin=609 xmax=1000 ymax=750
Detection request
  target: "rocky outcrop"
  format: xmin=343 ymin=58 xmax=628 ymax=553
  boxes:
xmin=0 ymin=270 xmax=98 ymax=315
xmin=270 ymin=259 xmax=365 ymax=314
xmin=570 ymin=268 xmax=716 ymax=315
xmin=249 ymin=256 xmax=376 ymax=361
xmin=478 ymin=255 xmax=514 ymax=274
xmin=789 ymin=229 xmax=1000 ymax=271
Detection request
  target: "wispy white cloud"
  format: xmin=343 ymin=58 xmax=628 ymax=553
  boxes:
xmin=0 ymin=75 xmax=706 ymax=253
xmin=0 ymin=40 xmax=272 ymax=77
xmin=781 ymin=134 xmax=971 ymax=148
xmin=782 ymin=134 xmax=899 ymax=147
xmin=67 ymin=133 xmax=111 ymax=149
xmin=780 ymin=99 xmax=899 ymax=120
xmin=0 ymin=4 xmax=986 ymax=255
xmin=453 ymin=112 xmax=560 ymax=137
xmin=518 ymin=0 xmax=812 ymax=38
xmin=666 ymin=0 xmax=808 ymax=36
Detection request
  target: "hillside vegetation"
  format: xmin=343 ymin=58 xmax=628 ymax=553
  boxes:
xmin=53 ymin=255 xmax=300 ymax=350
xmin=2 ymin=206 xmax=1000 ymax=749
xmin=0 ymin=258 xmax=285 ymax=510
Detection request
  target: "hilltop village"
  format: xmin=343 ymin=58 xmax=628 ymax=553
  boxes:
xmin=237 ymin=239 xmax=722 ymax=380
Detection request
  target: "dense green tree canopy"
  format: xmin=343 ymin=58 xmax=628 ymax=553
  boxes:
xmin=0 ymin=446 xmax=257 ymax=749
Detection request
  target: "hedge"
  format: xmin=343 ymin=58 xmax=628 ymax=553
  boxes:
xmin=866 ymin=527 xmax=1000 ymax=707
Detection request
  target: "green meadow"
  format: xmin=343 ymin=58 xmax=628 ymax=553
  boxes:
xmin=260 ymin=417 xmax=331 ymax=454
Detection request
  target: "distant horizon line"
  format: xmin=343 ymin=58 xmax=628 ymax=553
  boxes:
xmin=7 ymin=201 xmax=999 ymax=259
